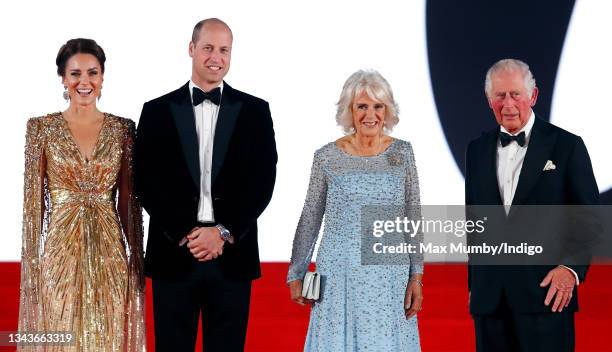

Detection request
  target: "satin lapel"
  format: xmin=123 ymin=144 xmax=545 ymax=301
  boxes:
xmin=212 ymin=82 xmax=242 ymax=183
xmin=508 ymin=118 xmax=556 ymax=216
xmin=476 ymin=129 xmax=503 ymax=205
xmin=169 ymin=83 xmax=200 ymax=189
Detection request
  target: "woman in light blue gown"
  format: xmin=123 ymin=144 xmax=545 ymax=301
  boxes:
xmin=287 ymin=70 xmax=424 ymax=351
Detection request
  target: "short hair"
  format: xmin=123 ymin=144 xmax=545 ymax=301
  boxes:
xmin=191 ymin=18 xmax=233 ymax=44
xmin=336 ymin=70 xmax=400 ymax=134
xmin=484 ymin=58 xmax=536 ymax=97
xmin=56 ymin=38 xmax=106 ymax=77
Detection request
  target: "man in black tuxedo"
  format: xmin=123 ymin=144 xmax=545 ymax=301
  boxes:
xmin=465 ymin=59 xmax=599 ymax=351
xmin=134 ymin=18 xmax=277 ymax=352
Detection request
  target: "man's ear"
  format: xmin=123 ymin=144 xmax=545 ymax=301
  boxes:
xmin=530 ymin=86 xmax=539 ymax=107
xmin=188 ymin=41 xmax=195 ymax=58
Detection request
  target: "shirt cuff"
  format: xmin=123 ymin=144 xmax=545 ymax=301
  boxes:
xmin=559 ymin=265 xmax=580 ymax=286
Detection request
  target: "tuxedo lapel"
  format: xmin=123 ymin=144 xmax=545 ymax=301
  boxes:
xmin=475 ymin=129 xmax=503 ymax=205
xmin=509 ymin=118 xmax=557 ymax=215
xmin=169 ymin=83 xmax=200 ymax=189
xmin=212 ymin=82 xmax=242 ymax=183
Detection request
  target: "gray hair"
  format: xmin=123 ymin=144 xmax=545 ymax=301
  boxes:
xmin=336 ymin=70 xmax=400 ymax=134
xmin=484 ymin=58 xmax=536 ymax=97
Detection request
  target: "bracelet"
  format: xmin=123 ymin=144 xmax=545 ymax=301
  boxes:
xmin=409 ymin=278 xmax=423 ymax=287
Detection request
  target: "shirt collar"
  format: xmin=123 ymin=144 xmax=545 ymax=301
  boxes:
xmin=188 ymin=80 xmax=224 ymax=105
xmin=499 ymin=110 xmax=535 ymax=145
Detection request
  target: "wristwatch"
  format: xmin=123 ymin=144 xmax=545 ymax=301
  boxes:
xmin=216 ymin=224 xmax=232 ymax=242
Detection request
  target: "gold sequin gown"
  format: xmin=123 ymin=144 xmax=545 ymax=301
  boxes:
xmin=18 ymin=112 xmax=146 ymax=351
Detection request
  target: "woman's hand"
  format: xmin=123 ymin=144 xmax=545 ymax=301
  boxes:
xmin=288 ymin=280 xmax=315 ymax=306
xmin=404 ymin=275 xmax=423 ymax=319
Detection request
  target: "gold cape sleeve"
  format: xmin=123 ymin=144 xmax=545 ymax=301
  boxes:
xmin=118 ymin=119 xmax=146 ymax=351
xmin=18 ymin=117 xmax=47 ymax=337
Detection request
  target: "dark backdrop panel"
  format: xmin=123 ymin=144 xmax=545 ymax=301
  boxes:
xmin=426 ymin=0 xmax=575 ymax=174
xmin=426 ymin=0 xmax=611 ymax=203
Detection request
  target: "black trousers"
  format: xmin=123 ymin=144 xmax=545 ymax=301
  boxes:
xmin=152 ymin=259 xmax=252 ymax=352
xmin=473 ymin=294 xmax=575 ymax=352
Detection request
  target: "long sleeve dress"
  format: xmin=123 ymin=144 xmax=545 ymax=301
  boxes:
xmin=18 ymin=112 xmax=146 ymax=351
xmin=288 ymin=138 xmax=423 ymax=351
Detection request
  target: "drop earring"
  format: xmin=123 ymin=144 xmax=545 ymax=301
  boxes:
xmin=63 ymin=87 xmax=69 ymax=101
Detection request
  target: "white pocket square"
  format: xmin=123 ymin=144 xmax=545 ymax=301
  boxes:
xmin=543 ymin=160 xmax=556 ymax=171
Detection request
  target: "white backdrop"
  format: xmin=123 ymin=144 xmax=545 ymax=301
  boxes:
xmin=0 ymin=0 xmax=609 ymax=261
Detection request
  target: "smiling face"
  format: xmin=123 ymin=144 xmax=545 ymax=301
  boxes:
xmin=189 ymin=22 xmax=232 ymax=91
xmin=62 ymin=53 xmax=103 ymax=107
xmin=487 ymin=69 xmax=538 ymax=134
xmin=352 ymin=91 xmax=386 ymax=138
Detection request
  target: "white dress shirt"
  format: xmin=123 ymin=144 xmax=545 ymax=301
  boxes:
xmin=496 ymin=111 xmax=535 ymax=214
xmin=496 ymin=111 xmax=579 ymax=284
xmin=189 ymin=80 xmax=222 ymax=223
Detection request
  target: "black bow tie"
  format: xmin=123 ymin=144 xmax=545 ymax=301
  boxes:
xmin=192 ymin=87 xmax=221 ymax=106
xmin=499 ymin=131 xmax=526 ymax=147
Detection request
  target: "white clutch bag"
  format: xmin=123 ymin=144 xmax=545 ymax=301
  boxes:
xmin=302 ymin=271 xmax=321 ymax=301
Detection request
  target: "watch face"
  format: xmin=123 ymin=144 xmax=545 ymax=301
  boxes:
xmin=216 ymin=225 xmax=230 ymax=241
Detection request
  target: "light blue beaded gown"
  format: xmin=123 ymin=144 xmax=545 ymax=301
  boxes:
xmin=288 ymin=139 xmax=423 ymax=352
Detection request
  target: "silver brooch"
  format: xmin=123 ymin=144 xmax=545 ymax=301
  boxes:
xmin=387 ymin=153 xmax=403 ymax=166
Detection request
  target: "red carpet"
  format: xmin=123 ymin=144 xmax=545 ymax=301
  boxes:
xmin=1 ymin=262 xmax=611 ymax=351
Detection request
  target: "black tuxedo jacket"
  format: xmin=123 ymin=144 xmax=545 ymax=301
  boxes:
xmin=465 ymin=117 xmax=599 ymax=314
xmin=134 ymin=82 xmax=277 ymax=280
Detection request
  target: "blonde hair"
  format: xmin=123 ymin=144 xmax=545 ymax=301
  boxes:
xmin=336 ymin=70 xmax=399 ymax=134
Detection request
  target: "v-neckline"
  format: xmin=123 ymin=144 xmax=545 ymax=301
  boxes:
xmin=60 ymin=112 xmax=108 ymax=163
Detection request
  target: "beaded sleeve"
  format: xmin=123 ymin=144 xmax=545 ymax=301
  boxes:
xmin=18 ymin=117 xmax=47 ymax=339
xmin=117 ymin=119 xmax=146 ymax=351
xmin=287 ymin=149 xmax=328 ymax=283
xmin=404 ymin=142 xmax=424 ymax=275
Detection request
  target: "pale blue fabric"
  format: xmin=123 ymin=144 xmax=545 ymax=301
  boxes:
xmin=288 ymin=139 xmax=423 ymax=352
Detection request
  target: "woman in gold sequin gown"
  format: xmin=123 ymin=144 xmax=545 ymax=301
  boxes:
xmin=18 ymin=38 xmax=146 ymax=351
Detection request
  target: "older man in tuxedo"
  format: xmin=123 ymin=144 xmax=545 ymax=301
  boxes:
xmin=134 ymin=18 xmax=277 ymax=352
xmin=464 ymin=59 xmax=599 ymax=351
